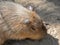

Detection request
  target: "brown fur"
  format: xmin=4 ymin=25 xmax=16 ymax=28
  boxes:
xmin=0 ymin=1 xmax=47 ymax=45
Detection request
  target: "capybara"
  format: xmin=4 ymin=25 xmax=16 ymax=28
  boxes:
xmin=0 ymin=1 xmax=47 ymax=45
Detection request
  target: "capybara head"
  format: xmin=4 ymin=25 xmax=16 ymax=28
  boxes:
xmin=0 ymin=1 xmax=47 ymax=41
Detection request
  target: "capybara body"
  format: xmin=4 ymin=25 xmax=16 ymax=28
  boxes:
xmin=0 ymin=1 xmax=47 ymax=45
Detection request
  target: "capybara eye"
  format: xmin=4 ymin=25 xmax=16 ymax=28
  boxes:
xmin=31 ymin=26 xmax=35 ymax=31
xmin=23 ymin=18 xmax=30 ymax=24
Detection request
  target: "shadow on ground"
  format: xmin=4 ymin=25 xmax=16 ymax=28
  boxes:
xmin=3 ymin=34 xmax=59 ymax=45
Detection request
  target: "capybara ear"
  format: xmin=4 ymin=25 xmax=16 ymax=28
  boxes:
xmin=27 ymin=6 xmax=33 ymax=11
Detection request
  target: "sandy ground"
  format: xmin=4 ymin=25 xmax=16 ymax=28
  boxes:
xmin=47 ymin=24 xmax=60 ymax=45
